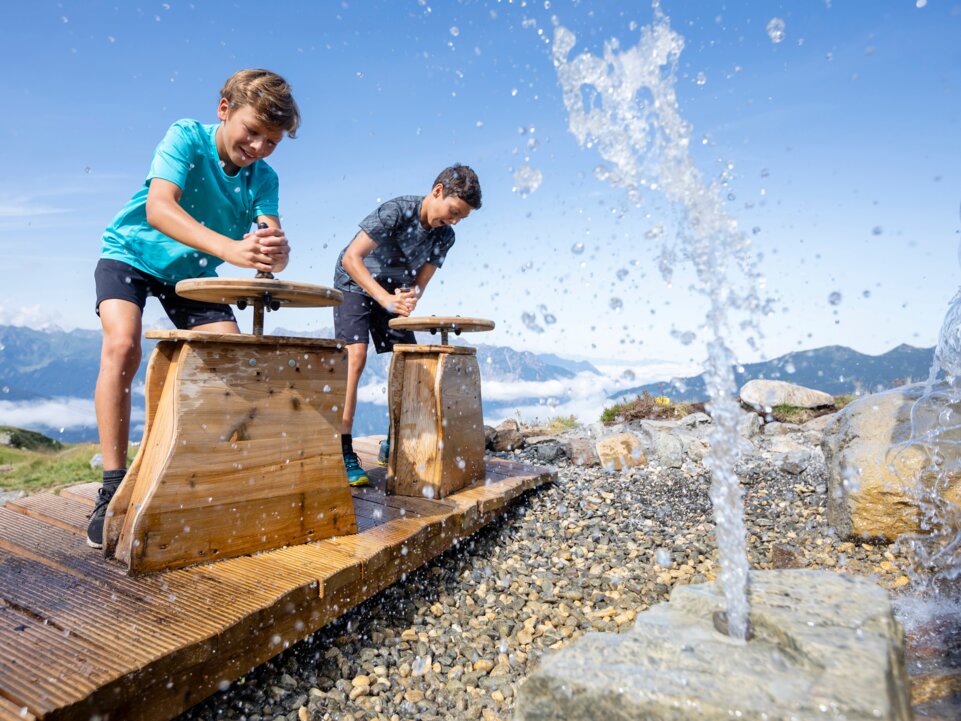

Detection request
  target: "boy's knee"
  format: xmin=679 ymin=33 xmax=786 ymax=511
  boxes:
xmin=102 ymin=336 xmax=142 ymax=371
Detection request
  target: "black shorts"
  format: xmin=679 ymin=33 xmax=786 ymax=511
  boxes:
xmin=94 ymin=258 xmax=235 ymax=329
xmin=333 ymin=289 xmax=415 ymax=354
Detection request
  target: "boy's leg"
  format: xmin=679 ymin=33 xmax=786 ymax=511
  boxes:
xmin=95 ymin=299 xmax=143 ymax=471
xmin=334 ymin=290 xmax=374 ymax=486
xmin=89 ymin=297 xmax=143 ymax=548
xmin=342 ymin=342 xmax=368 ymax=437
xmin=340 ymin=342 xmax=370 ymax=487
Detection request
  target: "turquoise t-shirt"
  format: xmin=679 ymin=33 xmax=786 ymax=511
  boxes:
xmin=100 ymin=119 xmax=280 ymax=284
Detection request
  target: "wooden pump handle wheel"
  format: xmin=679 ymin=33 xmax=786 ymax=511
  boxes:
xmin=176 ymin=278 xmax=343 ymax=335
xmin=388 ymin=316 xmax=495 ymax=345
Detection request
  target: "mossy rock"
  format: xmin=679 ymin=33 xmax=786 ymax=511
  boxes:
xmin=0 ymin=426 xmax=62 ymax=452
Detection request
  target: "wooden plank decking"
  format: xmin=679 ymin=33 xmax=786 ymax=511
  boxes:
xmin=0 ymin=437 xmax=555 ymax=721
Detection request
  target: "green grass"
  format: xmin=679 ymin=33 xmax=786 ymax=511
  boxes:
xmin=545 ymin=415 xmax=579 ymax=434
xmin=834 ymin=395 xmax=855 ymax=410
xmin=0 ymin=439 xmax=137 ymax=493
xmin=601 ymin=391 xmax=705 ymax=424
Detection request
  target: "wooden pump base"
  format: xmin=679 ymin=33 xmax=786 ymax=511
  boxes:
xmin=104 ymin=330 xmax=358 ymax=575
xmin=386 ymin=344 xmax=486 ymax=499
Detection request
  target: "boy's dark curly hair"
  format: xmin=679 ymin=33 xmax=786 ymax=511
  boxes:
xmin=434 ymin=164 xmax=482 ymax=209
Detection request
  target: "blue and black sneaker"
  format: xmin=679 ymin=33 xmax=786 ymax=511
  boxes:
xmin=377 ymin=439 xmax=390 ymax=467
xmin=343 ymin=452 xmax=369 ymax=487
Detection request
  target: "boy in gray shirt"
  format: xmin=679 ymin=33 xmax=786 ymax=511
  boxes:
xmin=333 ymin=165 xmax=482 ymax=486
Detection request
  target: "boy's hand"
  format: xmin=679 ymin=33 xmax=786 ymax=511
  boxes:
xmin=253 ymin=225 xmax=290 ymax=273
xmin=385 ymin=287 xmax=417 ymax=316
xmin=229 ymin=227 xmax=290 ymax=274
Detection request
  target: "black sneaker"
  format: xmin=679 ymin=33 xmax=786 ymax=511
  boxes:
xmin=86 ymin=478 xmax=121 ymax=549
xmin=377 ymin=438 xmax=390 ymax=467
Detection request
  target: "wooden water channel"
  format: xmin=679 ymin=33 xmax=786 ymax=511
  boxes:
xmin=0 ymin=438 xmax=554 ymax=721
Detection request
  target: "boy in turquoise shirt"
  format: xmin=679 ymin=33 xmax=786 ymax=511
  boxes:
xmin=88 ymin=68 xmax=300 ymax=549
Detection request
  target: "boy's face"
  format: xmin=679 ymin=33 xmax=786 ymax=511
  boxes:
xmin=216 ymin=98 xmax=284 ymax=174
xmin=422 ymin=183 xmax=474 ymax=228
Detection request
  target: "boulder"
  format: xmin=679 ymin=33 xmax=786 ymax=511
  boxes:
xmin=627 ymin=420 xmax=710 ymax=468
xmin=737 ymin=410 xmax=762 ymax=438
xmin=761 ymin=421 xmax=796 ymax=436
xmin=740 ymin=380 xmax=835 ymax=410
xmin=678 ymin=412 xmax=712 ymax=429
xmin=568 ymin=437 xmax=600 ymax=467
xmin=595 ymin=433 xmax=647 ymax=471
xmin=822 ymin=383 xmax=961 ymax=540
xmin=491 ymin=419 xmax=525 ymax=452
xmin=525 ymin=435 xmax=569 ymax=464
xmin=483 ymin=425 xmax=497 ymax=450
xmin=801 ymin=411 xmax=837 ymax=433
xmin=515 ymin=570 xmax=912 ymax=721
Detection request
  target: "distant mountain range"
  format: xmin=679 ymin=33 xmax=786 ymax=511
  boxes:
xmin=613 ymin=343 xmax=936 ymax=402
xmin=0 ymin=324 xmax=937 ymax=442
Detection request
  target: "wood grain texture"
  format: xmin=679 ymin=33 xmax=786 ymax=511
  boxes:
xmin=0 ymin=451 xmax=555 ymax=721
xmin=112 ymin=338 xmax=357 ymax=574
xmin=387 ymin=347 xmax=485 ymax=499
xmin=175 ymin=277 xmax=343 ymax=308
xmin=387 ymin=316 xmax=495 ymax=334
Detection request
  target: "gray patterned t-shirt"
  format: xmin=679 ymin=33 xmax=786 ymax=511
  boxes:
xmin=333 ymin=195 xmax=455 ymax=295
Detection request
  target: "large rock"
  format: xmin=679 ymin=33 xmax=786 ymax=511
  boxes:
xmin=629 ymin=420 xmax=710 ymax=468
xmin=568 ymin=437 xmax=600 ymax=467
xmin=822 ymin=383 xmax=961 ymax=540
xmin=594 ymin=432 xmax=647 ymax=471
xmin=515 ymin=570 xmax=911 ymax=721
xmin=525 ymin=435 xmax=569 ymax=464
xmin=491 ymin=418 xmax=525 ymax=452
xmin=740 ymin=380 xmax=835 ymax=409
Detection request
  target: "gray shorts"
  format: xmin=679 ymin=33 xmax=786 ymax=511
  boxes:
xmin=333 ymin=289 xmax=415 ymax=354
xmin=95 ymin=258 xmax=235 ymax=329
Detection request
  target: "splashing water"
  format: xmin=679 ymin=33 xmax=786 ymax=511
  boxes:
xmin=553 ymin=2 xmax=768 ymax=640
xmin=885 ymin=257 xmax=961 ymax=593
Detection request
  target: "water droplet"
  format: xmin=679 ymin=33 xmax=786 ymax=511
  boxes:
xmin=449 ymin=26 xmax=459 ymax=37
xmin=828 ymin=291 xmax=842 ymax=306
xmin=571 ymin=242 xmax=585 ymax=255
xmin=694 ymin=72 xmax=707 ymax=86
xmin=871 ymin=226 xmax=883 ymax=236
xmin=521 ymin=312 xmax=544 ymax=333
xmin=288 ymin=359 xmax=296 ymax=367
xmin=198 ymin=258 xmax=208 ymax=267
xmin=766 ymin=18 xmax=786 ymax=44
xmin=248 ymin=358 xmax=258 ymax=366
xmin=512 ymin=164 xmax=543 ymax=197
xmin=609 ymin=297 xmax=623 ymax=311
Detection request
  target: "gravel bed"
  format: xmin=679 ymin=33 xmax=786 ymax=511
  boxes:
xmin=176 ymin=442 xmax=909 ymax=721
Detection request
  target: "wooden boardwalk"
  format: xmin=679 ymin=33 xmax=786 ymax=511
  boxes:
xmin=0 ymin=438 xmax=554 ymax=721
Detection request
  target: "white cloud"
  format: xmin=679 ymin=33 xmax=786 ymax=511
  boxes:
xmin=0 ymin=302 xmax=65 ymax=328
xmin=0 ymin=397 xmax=98 ymax=430
xmin=0 ymin=396 xmax=145 ymax=432
xmin=0 ymin=203 xmax=68 ymax=218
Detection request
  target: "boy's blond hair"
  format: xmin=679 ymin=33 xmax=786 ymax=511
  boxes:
xmin=220 ymin=68 xmax=301 ymax=138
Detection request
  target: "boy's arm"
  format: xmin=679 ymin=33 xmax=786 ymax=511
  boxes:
xmin=145 ymin=179 xmax=276 ymax=274
xmin=342 ymin=230 xmax=414 ymax=315
xmin=413 ymin=264 xmax=437 ymax=297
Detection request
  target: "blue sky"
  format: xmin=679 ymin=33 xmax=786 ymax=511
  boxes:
xmin=1 ymin=0 xmax=959 ymax=365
